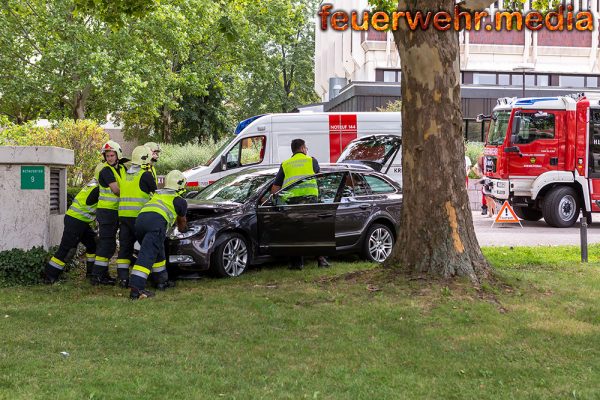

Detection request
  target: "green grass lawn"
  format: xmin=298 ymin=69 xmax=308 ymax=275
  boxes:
xmin=1 ymin=247 xmax=600 ymax=399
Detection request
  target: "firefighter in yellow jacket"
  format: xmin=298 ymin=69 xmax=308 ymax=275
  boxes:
xmin=43 ymin=163 xmax=105 ymax=283
xmin=129 ymin=170 xmax=188 ymax=300
xmin=115 ymin=146 xmax=157 ymax=287
xmin=90 ymin=140 xmax=125 ymax=285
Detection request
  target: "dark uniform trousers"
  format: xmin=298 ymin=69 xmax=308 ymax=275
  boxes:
xmin=91 ymin=208 xmax=119 ymax=277
xmin=45 ymin=215 xmax=96 ymax=280
xmin=128 ymin=212 xmax=168 ymax=291
xmin=117 ymin=217 xmax=136 ymax=280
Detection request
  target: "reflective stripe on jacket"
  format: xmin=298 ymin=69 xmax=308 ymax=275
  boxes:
xmin=98 ymin=164 xmax=123 ymax=210
xmin=281 ymin=153 xmax=318 ymax=198
xmin=118 ymin=169 xmax=151 ymax=218
xmin=66 ymin=184 xmax=97 ymax=223
xmin=139 ymin=189 xmax=178 ymax=227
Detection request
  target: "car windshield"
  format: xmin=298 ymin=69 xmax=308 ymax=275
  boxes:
xmin=203 ymin=136 xmax=237 ymax=166
xmin=337 ymin=136 xmax=401 ymax=165
xmin=194 ymin=172 xmax=273 ymax=203
xmin=487 ymin=111 xmax=510 ymax=146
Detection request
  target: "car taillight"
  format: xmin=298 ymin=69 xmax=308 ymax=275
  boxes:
xmin=186 ymin=181 xmax=199 ymax=187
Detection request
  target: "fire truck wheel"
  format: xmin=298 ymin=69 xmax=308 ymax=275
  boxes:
xmin=542 ymin=186 xmax=580 ymax=228
xmin=513 ymin=206 xmax=542 ymax=221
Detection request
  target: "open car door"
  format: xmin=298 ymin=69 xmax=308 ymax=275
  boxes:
xmin=256 ymin=172 xmax=345 ymax=256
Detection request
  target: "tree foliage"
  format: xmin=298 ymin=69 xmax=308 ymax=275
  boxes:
xmin=0 ymin=0 xmax=319 ymax=145
xmin=0 ymin=119 xmax=108 ymax=186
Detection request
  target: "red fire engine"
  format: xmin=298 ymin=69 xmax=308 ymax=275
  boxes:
xmin=480 ymin=93 xmax=600 ymax=227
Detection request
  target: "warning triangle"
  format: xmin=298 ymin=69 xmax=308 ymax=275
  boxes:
xmin=494 ymin=201 xmax=520 ymax=224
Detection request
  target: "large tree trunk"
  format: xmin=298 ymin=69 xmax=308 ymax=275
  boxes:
xmin=385 ymin=0 xmax=491 ymax=284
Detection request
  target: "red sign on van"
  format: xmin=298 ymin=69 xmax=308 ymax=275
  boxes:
xmin=329 ymin=114 xmax=357 ymax=162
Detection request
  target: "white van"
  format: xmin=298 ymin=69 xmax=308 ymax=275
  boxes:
xmin=183 ymin=112 xmax=402 ymax=187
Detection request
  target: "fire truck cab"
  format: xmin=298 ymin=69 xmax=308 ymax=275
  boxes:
xmin=482 ymin=93 xmax=600 ymax=227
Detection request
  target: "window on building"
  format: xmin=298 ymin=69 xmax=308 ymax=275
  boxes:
xmin=525 ymin=74 xmax=535 ymax=86
xmin=473 ymin=73 xmax=496 ymax=85
xmin=537 ymin=75 xmax=549 ymax=86
xmin=383 ymin=70 xmax=397 ymax=82
xmin=559 ymin=75 xmax=585 ymax=87
xmin=464 ymin=119 xmax=485 ymax=142
xmin=498 ymin=74 xmax=510 ymax=85
xmin=512 ymin=74 xmax=523 ymax=86
xmin=587 ymin=76 xmax=598 ymax=87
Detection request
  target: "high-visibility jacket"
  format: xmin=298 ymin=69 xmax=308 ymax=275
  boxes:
xmin=281 ymin=153 xmax=318 ymax=198
xmin=139 ymin=189 xmax=179 ymax=227
xmin=65 ymin=184 xmax=97 ymax=223
xmin=118 ymin=168 xmax=152 ymax=218
xmin=98 ymin=164 xmax=123 ymax=211
xmin=149 ymin=165 xmax=157 ymax=184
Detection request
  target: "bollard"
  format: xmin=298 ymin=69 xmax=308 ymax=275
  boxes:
xmin=580 ymin=216 xmax=588 ymax=263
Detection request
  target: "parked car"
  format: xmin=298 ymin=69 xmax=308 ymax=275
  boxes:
xmin=167 ymin=164 xmax=402 ymax=277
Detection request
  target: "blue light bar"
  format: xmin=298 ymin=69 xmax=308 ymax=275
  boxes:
xmin=234 ymin=114 xmax=267 ymax=135
xmin=515 ymin=97 xmax=558 ymax=106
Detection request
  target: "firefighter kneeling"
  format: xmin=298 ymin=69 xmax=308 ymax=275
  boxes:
xmin=129 ymin=170 xmax=188 ymax=300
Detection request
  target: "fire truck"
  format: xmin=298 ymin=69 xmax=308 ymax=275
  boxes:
xmin=480 ymin=93 xmax=600 ymax=227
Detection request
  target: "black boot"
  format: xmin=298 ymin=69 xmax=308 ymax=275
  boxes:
xmin=85 ymin=261 xmax=94 ymax=278
xmin=118 ymin=279 xmax=129 ymax=288
xmin=481 ymin=205 xmax=488 ymax=216
xmin=43 ymin=263 xmax=61 ymax=285
xmin=317 ymin=256 xmax=331 ymax=268
xmin=90 ymin=273 xmax=116 ymax=286
xmin=155 ymin=280 xmax=176 ymax=291
xmin=130 ymin=288 xmax=155 ymax=300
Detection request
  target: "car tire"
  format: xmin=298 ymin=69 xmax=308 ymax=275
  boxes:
xmin=542 ymin=186 xmax=580 ymax=228
xmin=211 ymin=233 xmax=249 ymax=277
xmin=362 ymin=223 xmax=394 ymax=263
xmin=513 ymin=206 xmax=542 ymax=221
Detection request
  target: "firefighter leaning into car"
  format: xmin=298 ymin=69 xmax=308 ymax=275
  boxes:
xmin=89 ymin=140 xmax=126 ymax=286
xmin=115 ymin=146 xmax=157 ymax=287
xmin=128 ymin=170 xmax=188 ymax=300
xmin=144 ymin=142 xmax=161 ymax=184
xmin=43 ymin=163 xmax=105 ymax=284
xmin=270 ymin=138 xmax=330 ymax=270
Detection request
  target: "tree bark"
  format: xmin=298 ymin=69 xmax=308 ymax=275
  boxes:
xmin=385 ymin=0 xmax=491 ymax=284
xmin=161 ymin=105 xmax=173 ymax=143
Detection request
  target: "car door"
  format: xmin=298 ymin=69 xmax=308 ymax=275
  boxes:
xmin=256 ymin=172 xmax=345 ymax=256
xmin=335 ymin=172 xmax=373 ymax=247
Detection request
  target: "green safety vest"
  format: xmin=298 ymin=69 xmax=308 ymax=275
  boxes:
xmin=281 ymin=153 xmax=318 ymax=198
xmin=98 ymin=164 xmax=123 ymax=211
xmin=66 ymin=184 xmax=97 ymax=223
xmin=118 ymin=169 xmax=152 ymax=218
xmin=139 ymin=189 xmax=179 ymax=227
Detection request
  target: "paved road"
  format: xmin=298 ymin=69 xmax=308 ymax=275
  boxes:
xmin=473 ymin=211 xmax=600 ymax=246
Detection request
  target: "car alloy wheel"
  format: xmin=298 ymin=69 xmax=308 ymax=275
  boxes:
xmin=367 ymin=225 xmax=393 ymax=262
xmin=221 ymin=237 xmax=248 ymax=277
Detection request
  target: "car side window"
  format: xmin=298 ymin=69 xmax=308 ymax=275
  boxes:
xmin=275 ymin=173 xmax=344 ymax=205
xmin=224 ymin=136 xmax=267 ymax=169
xmin=341 ymin=173 xmax=370 ymax=200
xmin=364 ymin=175 xmax=396 ymax=194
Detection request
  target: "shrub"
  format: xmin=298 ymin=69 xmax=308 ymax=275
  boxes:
xmin=0 ymin=247 xmax=50 ymax=287
xmin=155 ymin=139 xmax=229 ymax=175
xmin=0 ymin=119 xmax=108 ymax=186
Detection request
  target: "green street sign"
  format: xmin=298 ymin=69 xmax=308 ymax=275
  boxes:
xmin=21 ymin=166 xmax=45 ymax=190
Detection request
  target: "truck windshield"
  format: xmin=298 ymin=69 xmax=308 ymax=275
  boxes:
xmin=203 ymin=136 xmax=236 ymax=167
xmin=487 ymin=111 xmax=510 ymax=146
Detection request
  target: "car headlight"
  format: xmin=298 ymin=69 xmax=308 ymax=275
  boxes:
xmin=169 ymin=225 xmax=205 ymax=240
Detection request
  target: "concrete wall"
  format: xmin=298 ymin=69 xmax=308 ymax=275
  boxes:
xmin=0 ymin=146 xmax=74 ymax=251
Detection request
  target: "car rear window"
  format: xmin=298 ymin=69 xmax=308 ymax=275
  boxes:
xmin=364 ymin=175 xmax=396 ymax=194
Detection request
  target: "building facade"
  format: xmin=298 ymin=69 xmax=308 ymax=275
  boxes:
xmin=315 ymin=0 xmax=600 ymax=141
